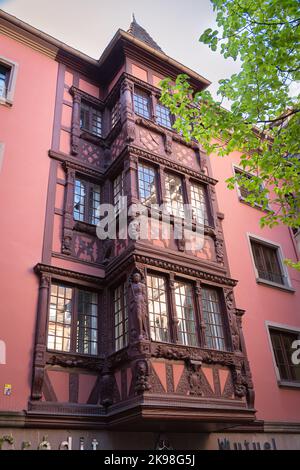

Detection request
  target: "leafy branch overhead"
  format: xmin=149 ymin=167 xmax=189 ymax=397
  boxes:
xmin=160 ymin=0 xmax=300 ymax=249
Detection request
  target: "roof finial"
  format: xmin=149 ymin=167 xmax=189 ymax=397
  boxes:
xmin=132 ymin=13 xmax=136 ymax=22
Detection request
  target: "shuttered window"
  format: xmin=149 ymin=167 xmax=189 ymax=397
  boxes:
xmin=251 ymin=240 xmax=284 ymax=285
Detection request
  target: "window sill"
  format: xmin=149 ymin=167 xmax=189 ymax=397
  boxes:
xmin=256 ymin=278 xmax=295 ymax=293
xmin=278 ymin=380 xmax=300 ymax=389
xmin=0 ymin=96 xmax=13 ymax=107
xmin=74 ymin=220 xmax=97 ymax=235
xmin=80 ymin=129 xmax=104 ymax=144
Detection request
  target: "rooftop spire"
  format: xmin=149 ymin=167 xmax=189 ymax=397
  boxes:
xmin=127 ymin=16 xmax=164 ymax=53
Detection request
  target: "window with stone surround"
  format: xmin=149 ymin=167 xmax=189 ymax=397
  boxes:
xmin=73 ymin=178 xmax=101 ymax=225
xmin=269 ymin=328 xmax=300 ymax=383
xmin=0 ymin=56 xmax=18 ymax=105
xmin=80 ymin=102 xmax=102 ymax=137
xmin=133 ymin=88 xmax=151 ymax=119
xmin=114 ymin=284 xmax=128 ymax=351
xmin=47 ymin=284 xmax=98 ymax=355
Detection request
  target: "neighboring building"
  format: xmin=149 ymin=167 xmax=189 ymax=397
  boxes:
xmin=0 ymin=10 xmax=299 ymax=450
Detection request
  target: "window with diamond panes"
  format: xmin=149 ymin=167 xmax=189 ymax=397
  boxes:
xmin=47 ymin=284 xmax=98 ymax=355
xmin=174 ymin=281 xmax=199 ymax=347
xmin=190 ymin=182 xmax=209 ymax=225
xmin=111 ymin=100 xmax=121 ymax=128
xmin=201 ymin=287 xmax=226 ymax=351
xmin=138 ymin=163 xmax=158 ymax=205
xmin=114 ymin=284 xmax=128 ymax=351
xmin=73 ymin=178 xmax=100 ymax=225
xmin=165 ymin=173 xmax=184 ymax=218
xmin=147 ymin=274 xmax=170 ymax=342
xmin=156 ymin=103 xmax=173 ymax=129
xmin=133 ymin=89 xmax=150 ymax=119
xmin=80 ymin=102 xmax=102 ymax=137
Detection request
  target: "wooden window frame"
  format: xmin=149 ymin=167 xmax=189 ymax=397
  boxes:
xmin=47 ymin=283 xmax=99 ymax=356
xmin=113 ymin=283 xmax=129 ymax=352
xmin=73 ymin=176 xmax=101 ymax=226
xmin=267 ymin=322 xmax=300 ymax=387
xmin=137 ymin=162 xmax=159 ymax=206
xmin=248 ymin=234 xmax=293 ymax=290
xmin=133 ymin=87 xmax=151 ymax=119
xmin=80 ymin=101 xmax=102 ymax=137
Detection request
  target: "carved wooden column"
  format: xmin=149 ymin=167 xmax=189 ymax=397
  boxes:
xmin=150 ymin=93 xmax=157 ymax=123
xmin=120 ymin=78 xmax=135 ymax=143
xmin=224 ymin=288 xmax=241 ymax=353
xmin=31 ymin=272 xmax=50 ymax=400
xmin=158 ymin=165 xmax=167 ymax=208
xmin=168 ymin=273 xmax=179 ymax=343
xmin=62 ymin=163 xmax=75 ymax=255
xmin=194 ymin=280 xmax=206 ymax=347
xmin=124 ymin=154 xmax=139 ymax=206
xmin=70 ymin=89 xmax=81 ymax=155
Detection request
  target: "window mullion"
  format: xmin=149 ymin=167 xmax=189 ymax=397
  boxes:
xmin=168 ymin=273 xmax=179 ymax=343
xmin=71 ymin=288 xmax=78 ymax=353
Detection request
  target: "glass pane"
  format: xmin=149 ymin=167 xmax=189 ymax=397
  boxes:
xmin=165 ymin=173 xmax=184 ymax=218
xmin=89 ymin=183 xmax=101 ymax=225
xmin=174 ymin=281 xmax=198 ymax=347
xmin=47 ymin=284 xmax=72 ymax=352
xmin=156 ymin=104 xmax=172 ymax=129
xmin=114 ymin=284 xmax=128 ymax=351
xmin=190 ymin=182 xmax=209 ymax=225
xmin=147 ymin=274 xmax=170 ymax=342
xmin=201 ymin=287 xmax=226 ymax=351
xmin=111 ymin=100 xmax=121 ymax=128
xmin=138 ymin=163 xmax=158 ymax=205
xmin=74 ymin=179 xmax=86 ymax=222
xmin=133 ymin=90 xmax=150 ymax=119
xmin=76 ymin=290 xmax=98 ymax=355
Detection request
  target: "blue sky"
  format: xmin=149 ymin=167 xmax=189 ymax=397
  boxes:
xmin=0 ymin=0 xmax=241 ymax=98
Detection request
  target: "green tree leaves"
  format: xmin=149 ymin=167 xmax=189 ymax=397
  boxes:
xmin=160 ymin=0 xmax=300 ymax=269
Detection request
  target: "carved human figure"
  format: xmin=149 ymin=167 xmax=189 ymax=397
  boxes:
xmin=130 ymin=272 xmax=149 ymax=340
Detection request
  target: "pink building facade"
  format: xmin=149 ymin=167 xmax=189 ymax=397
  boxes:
xmin=0 ymin=10 xmax=299 ymax=450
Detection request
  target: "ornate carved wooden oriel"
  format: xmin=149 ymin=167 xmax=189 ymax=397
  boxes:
xmin=30 ymin=17 xmax=256 ymax=431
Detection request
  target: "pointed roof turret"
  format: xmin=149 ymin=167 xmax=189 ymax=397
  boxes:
xmin=127 ymin=14 xmax=164 ymax=53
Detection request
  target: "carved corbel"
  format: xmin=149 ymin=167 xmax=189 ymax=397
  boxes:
xmin=164 ymin=132 xmax=173 ymax=155
xmin=134 ymin=359 xmax=151 ymax=393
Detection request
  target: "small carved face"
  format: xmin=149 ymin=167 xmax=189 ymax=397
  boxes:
xmin=133 ymin=272 xmax=141 ymax=283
